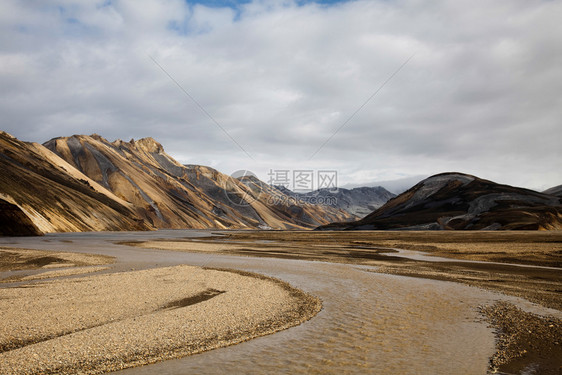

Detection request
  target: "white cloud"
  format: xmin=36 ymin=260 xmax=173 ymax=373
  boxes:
xmin=1 ymin=0 xmax=561 ymax=191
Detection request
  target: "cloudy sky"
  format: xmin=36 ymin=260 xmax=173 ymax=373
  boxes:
xmin=1 ymin=0 xmax=561 ymax=192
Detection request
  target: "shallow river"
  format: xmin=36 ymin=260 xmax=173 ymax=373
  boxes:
xmin=1 ymin=230 xmax=556 ymax=374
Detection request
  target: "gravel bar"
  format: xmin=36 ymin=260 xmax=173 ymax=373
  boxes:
xmin=0 ymin=265 xmax=321 ymax=374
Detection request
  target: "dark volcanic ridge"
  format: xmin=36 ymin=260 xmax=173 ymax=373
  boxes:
xmin=318 ymin=172 xmax=562 ymax=231
xmin=543 ymin=184 xmax=562 ymax=198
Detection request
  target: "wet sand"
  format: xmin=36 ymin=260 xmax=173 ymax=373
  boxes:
xmin=127 ymin=230 xmax=562 ymax=374
xmin=0 ymin=249 xmax=320 ymax=375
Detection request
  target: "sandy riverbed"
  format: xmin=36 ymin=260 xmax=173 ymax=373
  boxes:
xmin=0 ymin=250 xmax=320 ymax=375
xmin=126 ymin=230 xmax=562 ymax=374
xmin=0 ymin=246 xmax=114 ymax=271
xmin=2 ymin=230 xmax=561 ymax=374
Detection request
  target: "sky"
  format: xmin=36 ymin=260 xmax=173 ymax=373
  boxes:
xmin=1 ymin=0 xmax=561 ymax=192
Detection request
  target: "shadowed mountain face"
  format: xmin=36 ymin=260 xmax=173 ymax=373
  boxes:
xmin=0 ymin=132 xmax=150 ymax=235
xmin=544 ymin=185 xmax=562 ymax=198
xmin=318 ymin=173 xmax=562 ymax=231
xmin=274 ymin=185 xmax=395 ymax=218
xmin=0 ymin=198 xmax=42 ymax=236
xmin=42 ymin=134 xmax=351 ymax=231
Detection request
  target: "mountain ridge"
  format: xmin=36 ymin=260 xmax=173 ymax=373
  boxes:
xmin=273 ymin=185 xmax=395 ymax=217
xmin=318 ymin=172 xmax=562 ymax=231
xmin=4 ymin=132 xmax=559 ymax=234
xmin=40 ymin=133 xmax=351 ymax=232
xmin=544 ymin=185 xmax=562 ymax=198
xmin=1 ymin=132 xmax=353 ymax=235
xmin=0 ymin=132 xmax=150 ymax=234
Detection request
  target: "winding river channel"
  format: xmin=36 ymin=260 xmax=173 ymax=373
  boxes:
xmin=1 ymin=230 xmax=559 ymax=374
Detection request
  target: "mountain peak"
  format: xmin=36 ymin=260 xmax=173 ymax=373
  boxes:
xmin=129 ymin=137 xmax=164 ymax=153
xmin=403 ymin=172 xmax=476 ymax=206
xmin=0 ymin=131 xmax=15 ymax=139
xmin=89 ymin=133 xmax=106 ymax=142
xmin=419 ymin=172 xmax=477 ymax=186
xmin=318 ymin=172 xmax=562 ymax=231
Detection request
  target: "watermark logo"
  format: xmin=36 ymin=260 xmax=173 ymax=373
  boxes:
xmin=224 ymin=169 xmax=339 ymax=208
xmin=224 ymin=170 xmax=264 ymax=207
xmin=267 ymin=169 xmax=338 ymax=192
xmin=264 ymin=194 xmax=338 ymax=207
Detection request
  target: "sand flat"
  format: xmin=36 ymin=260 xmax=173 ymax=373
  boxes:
xmin=0 ymin=264 xmax=320 ymax=375
xmin=0 ymin=247 xmax=114 ymax=272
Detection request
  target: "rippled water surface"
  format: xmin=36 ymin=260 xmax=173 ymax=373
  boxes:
xmin=1 ymin=230 xmax=554 ymax=374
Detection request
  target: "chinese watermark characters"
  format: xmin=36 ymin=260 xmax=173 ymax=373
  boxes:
xmin=267 ymin=169 xmax=338 ymax=193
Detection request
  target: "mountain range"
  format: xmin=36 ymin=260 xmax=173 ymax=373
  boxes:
xmin=2 ymin=132 xmax=560 ymax=235
xmin=1 ymin=132 xmax=352 ymax=235
xmin=318 ymin=172 xmax=562 ymax=231
xmin=274 ymin=185 xmax=395 ymax=217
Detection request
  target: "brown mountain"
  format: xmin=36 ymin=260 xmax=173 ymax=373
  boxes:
xmin=41 ymin=134 xmax=351 ymax=231
xmin=233 ymin=174 xmax=357 ymax=226
xmin=318 ymin=172 xmax=562 ymax=231
xmin=0 ymin=198 xmax=43 ymax=236
xmin=1 ymin=132 xmax=352 ymax=235
xmin=0 ymin=131 xmax=149 ymax=235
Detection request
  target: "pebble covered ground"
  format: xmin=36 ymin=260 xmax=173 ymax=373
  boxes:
xmin=0 ymin=265 xmax=321 ymax=375
xmin=480 ymin=302 xmax=562 ymax=375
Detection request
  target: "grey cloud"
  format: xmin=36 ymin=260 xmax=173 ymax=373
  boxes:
xmin=0 ymin=0 xmax=561 ymax=190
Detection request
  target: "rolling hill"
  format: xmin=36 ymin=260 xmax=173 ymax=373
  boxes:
xmin=318 ymin=172 xmax=562 ymax=231
xmin=544 ymin=185 xmax=562 ymax=198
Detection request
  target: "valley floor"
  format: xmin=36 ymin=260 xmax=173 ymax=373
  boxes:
xmin=0 ymin=230 xmax=561 ymax=374
xmin=0 ymin=247 xmax=320 ymax=375
xmin=129 ymin=230 xmax=562 ymax=374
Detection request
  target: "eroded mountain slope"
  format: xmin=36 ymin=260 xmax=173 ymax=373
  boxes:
xmin=0 ymin=132 xmax=149 ymax=235
xmin=319 ymin=173 xmax=562 ymax=231
xmin=44 ymin=134 xmax=351 ymax=229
